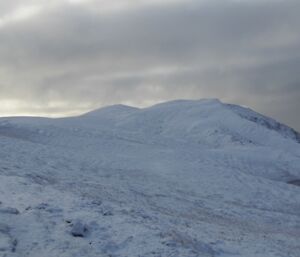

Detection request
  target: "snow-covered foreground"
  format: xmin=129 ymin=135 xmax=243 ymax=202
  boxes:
xmin=0 ymin=99 xmax=300 ymax=257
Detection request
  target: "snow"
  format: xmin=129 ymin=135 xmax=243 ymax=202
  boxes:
xmin=0 ymin=99 xmax=299 ymax=257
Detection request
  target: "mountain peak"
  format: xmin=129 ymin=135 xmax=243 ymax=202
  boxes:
xmin=82 ymin=104 xmax=139 ymax=117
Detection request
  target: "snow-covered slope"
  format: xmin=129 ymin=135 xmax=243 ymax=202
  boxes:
xmin=0 ymin=99 xmax=299 ymax=257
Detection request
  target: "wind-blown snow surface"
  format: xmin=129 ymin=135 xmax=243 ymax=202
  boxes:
xmin=0 ymin=99 xmax=300 ymax=257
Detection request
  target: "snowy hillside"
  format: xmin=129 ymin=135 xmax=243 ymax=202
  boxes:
xmin=0 ymin=99 xmax=300 ymax=257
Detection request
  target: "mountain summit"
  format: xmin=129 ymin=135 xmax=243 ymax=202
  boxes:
xmin=0 ymin=99 xmax=299 ymax=257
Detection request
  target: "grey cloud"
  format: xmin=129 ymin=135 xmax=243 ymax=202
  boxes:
xmin=0 ymin=0 xmax=299 ymax=130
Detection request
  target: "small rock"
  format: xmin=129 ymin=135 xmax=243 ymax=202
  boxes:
xmin=0 ymin=224 xmax=10 ymax=233
xmin=287 ymin=180 xmax=300 ymax=187
xmin=71 ymin=220 xmax=88 ymax=237
xmin=11 ymin=239 xmax=18 ymax=252
xmin=91 ymin=200 xmax=102 ymax=206
xmin=103 ymin=211 xmax=113 ymax=216
xmin=36 ymin=203 xmax=49 ymax=210
xmin=0 ymin=224 xmax=11 ymax=252
xmin=0 ymin=207 xmax=20 ymax=215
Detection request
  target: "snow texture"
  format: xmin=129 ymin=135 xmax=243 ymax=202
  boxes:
xmin=0 ymin=99 xmax=299 ymax=257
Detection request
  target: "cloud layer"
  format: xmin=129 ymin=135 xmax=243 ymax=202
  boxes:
xmin=0 ymin=0 xmax=299 ymax=130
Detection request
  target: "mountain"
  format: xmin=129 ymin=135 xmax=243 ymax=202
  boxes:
xmin=0 ymin=99 xmax=299 ymax=257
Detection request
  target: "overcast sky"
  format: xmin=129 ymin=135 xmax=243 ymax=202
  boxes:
xmin=0 ymin=0 xmax=299 ymax=130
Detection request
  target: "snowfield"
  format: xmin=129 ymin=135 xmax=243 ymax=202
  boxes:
xmin=0 ymin=99 xmax=299 ymax=257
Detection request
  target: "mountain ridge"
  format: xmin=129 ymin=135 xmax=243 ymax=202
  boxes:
xmin=81 ymin=99 xmax=300 ymax=144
